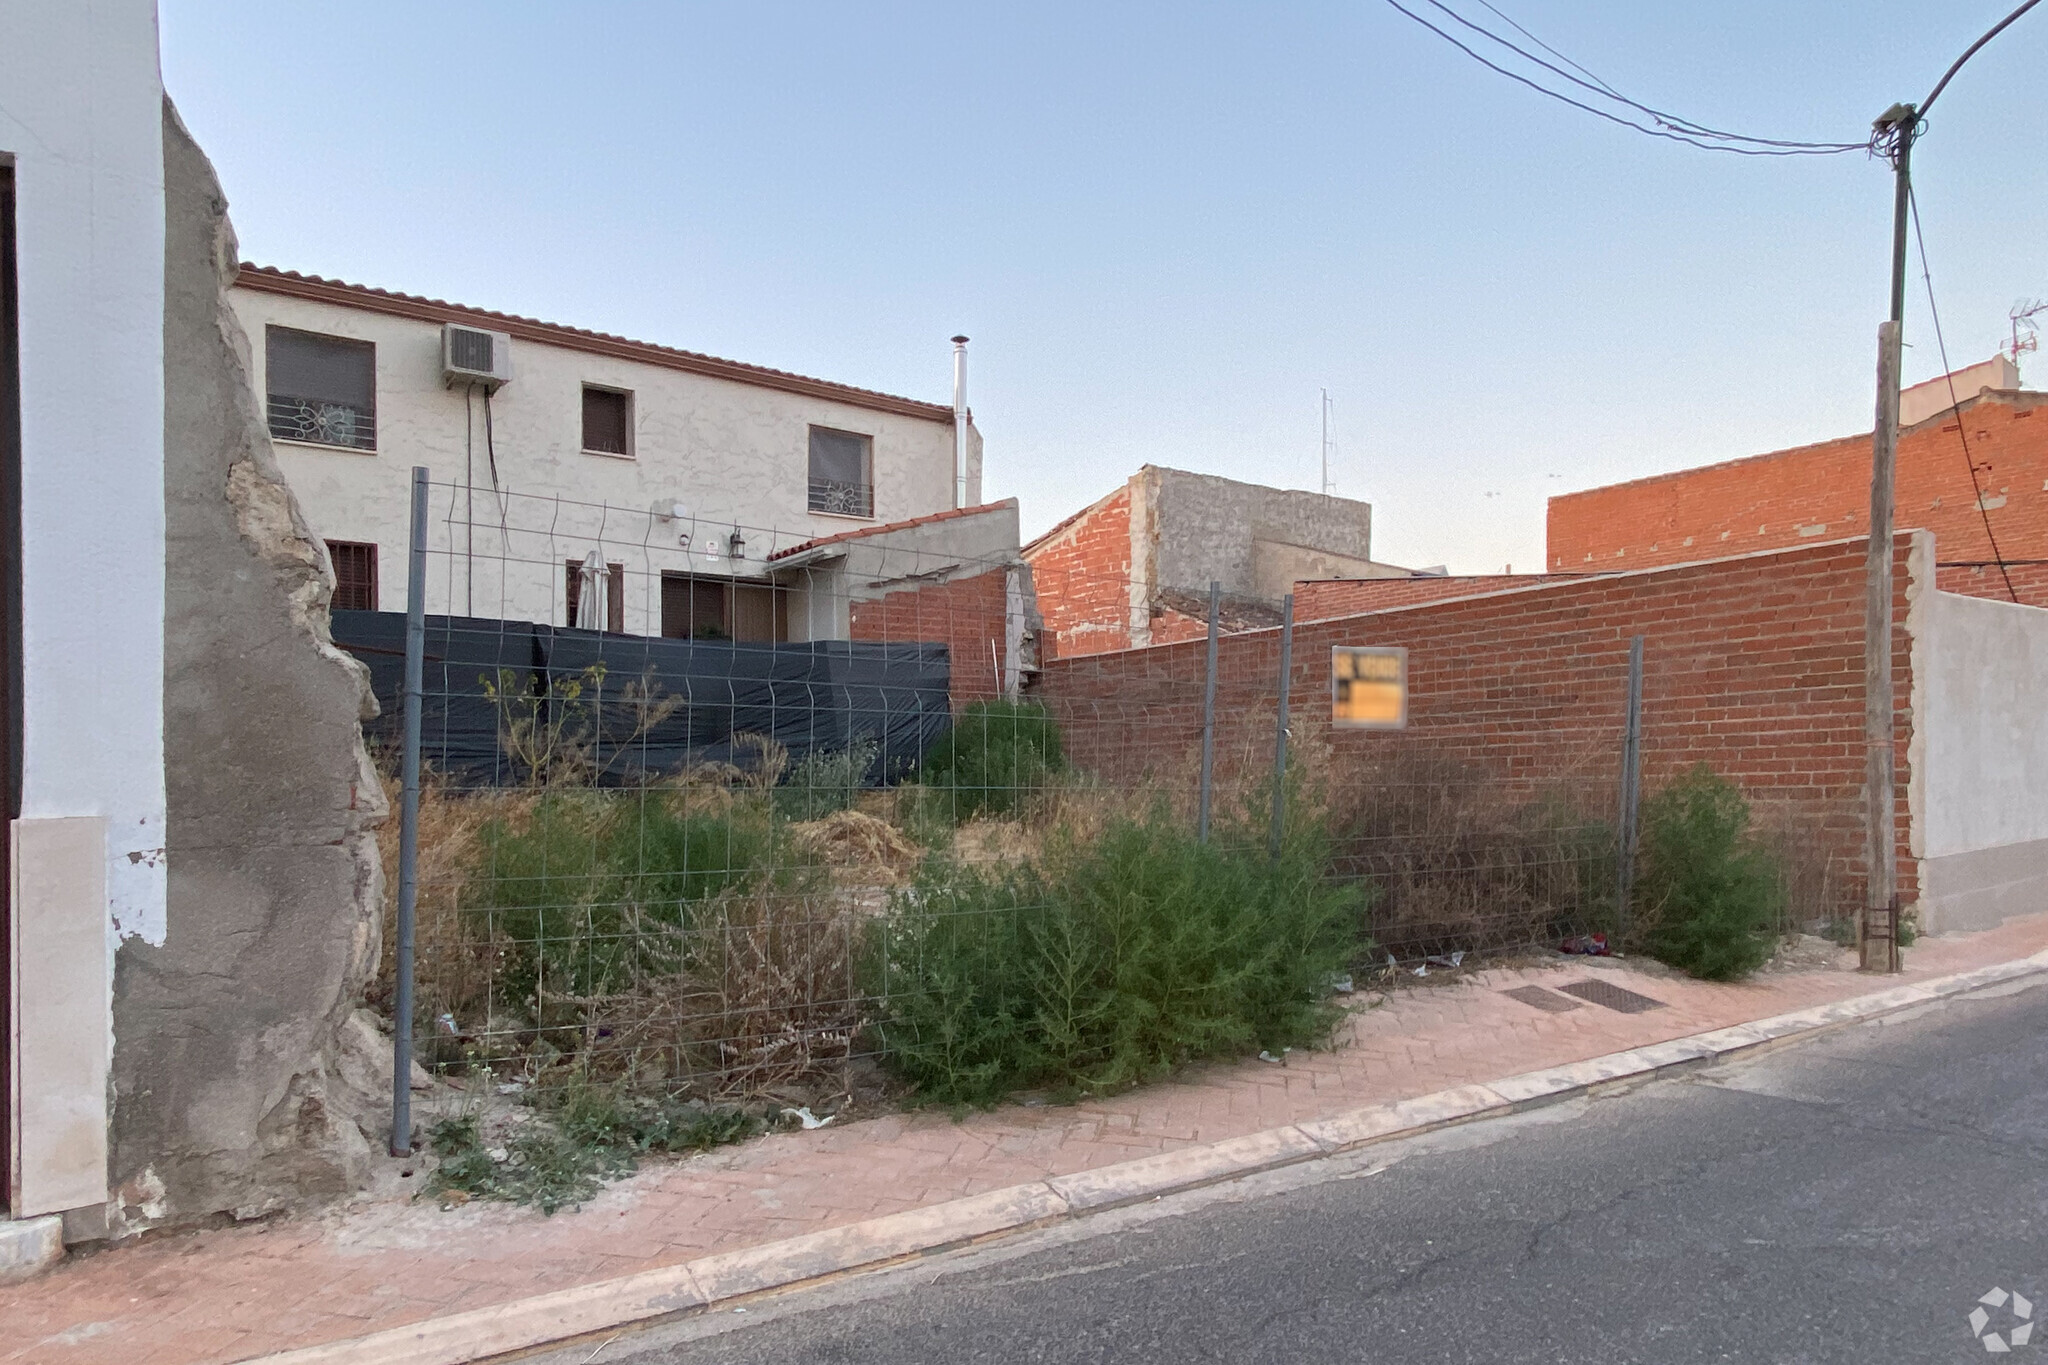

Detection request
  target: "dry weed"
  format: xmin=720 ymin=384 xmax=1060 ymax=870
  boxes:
xmin=576 ymin=886 xmax=862 ymax=1098
xmin=950 ymin=816 xmax=1040 ymax=867
xmin=730 ymin=733 xmax=789 ymax=790
xmin=1328 ymin=745 xmax=1613 ymax=957
xmin=790 ymin=809 xmax=921 ymax=884
xmin=375 ymin=773 xmax=531 ymax=1027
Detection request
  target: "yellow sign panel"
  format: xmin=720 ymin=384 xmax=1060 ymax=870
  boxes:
xmin=1331 ymin=646 xmax=1407 ymax=729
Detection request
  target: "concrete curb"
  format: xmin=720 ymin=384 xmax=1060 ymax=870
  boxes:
xmin=240 ymin=950 xmax=2048 ymax=1365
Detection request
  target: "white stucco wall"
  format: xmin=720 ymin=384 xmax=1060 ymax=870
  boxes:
xmin=1 ymin=2 xmax=169 ymax=944
xmin=1917 ymin=590 xmax=2048 ymax=858
xmin=227 ymin=287 xmax=960 ymax=636
xmin=1912 ymin=587 xmax=2048 ymax=932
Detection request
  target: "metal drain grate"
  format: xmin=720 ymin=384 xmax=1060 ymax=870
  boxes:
xmin=1501 ymin=984 xmax=1583 ymax=1013
xmin=1556 ymin=979 xmax=1666 ymax=1014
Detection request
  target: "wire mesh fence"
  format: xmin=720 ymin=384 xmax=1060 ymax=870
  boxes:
xmin=363 ymin=471 xmax=1667 ymax=1151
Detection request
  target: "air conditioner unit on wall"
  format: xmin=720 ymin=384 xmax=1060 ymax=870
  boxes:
xmin=442 ymin=324 xmax=513 ymax=390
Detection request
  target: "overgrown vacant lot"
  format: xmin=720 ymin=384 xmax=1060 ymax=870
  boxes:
xmin=376 ymin=699 xmax=1808 ymax=1209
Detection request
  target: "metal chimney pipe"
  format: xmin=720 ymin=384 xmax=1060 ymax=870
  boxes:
xmin=951 ymin=335 xmax=969 ymax=508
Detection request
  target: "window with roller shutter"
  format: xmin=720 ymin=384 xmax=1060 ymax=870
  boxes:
xmin=325 ymin=541 xmax=378 ymax=611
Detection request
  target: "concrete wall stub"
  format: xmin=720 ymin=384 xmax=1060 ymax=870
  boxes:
xmin=1250 ymin=538 xmax=1392 ymax=600
xmin=1147 ymin=466 xmax=1374 ymax=601
xmin=1898 ymin=355 xmax=2019 ymax=428
xmin=0 ymin=1215 xmax=65 ymax=1282
xmin=103 ymin=101 xmax=390 ymax=1237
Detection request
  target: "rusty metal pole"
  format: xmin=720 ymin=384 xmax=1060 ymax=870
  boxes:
xmin=392 ymin=466 xmax=429 ymax=1152
xmin=1269 ymin=594 xmax=1294 ymax=861
xmin=1615 ymin=635 xmax=1645 ymax=942
xmin=1197 ymin=581 xmax=1219 ymax=843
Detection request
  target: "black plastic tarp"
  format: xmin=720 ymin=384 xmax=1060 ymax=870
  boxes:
xmin=331 ymin=611 xmax=953 ymax=786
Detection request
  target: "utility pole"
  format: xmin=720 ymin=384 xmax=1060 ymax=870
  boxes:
xmin=1861 ymin=105 xmax=1911 ymax=974
xmin=1861 ymin=0 xmax=2040 ymax=973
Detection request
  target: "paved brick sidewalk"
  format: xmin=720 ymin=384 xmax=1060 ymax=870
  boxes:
xmin=10 ymin=914 xmax=2048 ymax=1365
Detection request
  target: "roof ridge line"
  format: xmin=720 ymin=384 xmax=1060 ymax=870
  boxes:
xmin=234 ymin=264 xmax=953 ymax=423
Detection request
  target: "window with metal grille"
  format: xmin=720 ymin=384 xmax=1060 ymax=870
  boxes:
xmin=565 ymin=560 xmax=626 ymax=632
xmin=267 ymin=327 xmax=376 ymax=450
xmin=326 ymin=541 xmax=378 ymax=611
xmin=582 ymin=387 xmax=631 ymax=456
xmin=808 ymin=426 xmax=873 ymax=517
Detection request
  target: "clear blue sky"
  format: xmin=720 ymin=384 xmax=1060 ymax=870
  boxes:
xmin=160 ymin=2 xmax=2048 ymax=573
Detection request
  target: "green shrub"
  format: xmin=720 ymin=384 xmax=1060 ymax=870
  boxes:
xmin=1636 ymin=766 xmax=1786 ymax=980
xmin=469 ymin=792 xmax=774 ymax=1005
xmin=916 ymin=700 xmax=1065 ymax=823
xmin=885 ymin=782 xmax=961 ymax=850
xmin=775 ymin=738 xmax=879 ymax=822
xmin=868 ymin=805 xmax=1367 ymax=1106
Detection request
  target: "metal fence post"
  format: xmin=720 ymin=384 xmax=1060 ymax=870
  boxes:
xmin=1615 ymin=635 xmax=1645 ymax=939
xmin=1197 ymin=581 xmax=1220 ymax=842
xmin=391 ymin=466 xmax=428 ymax=1157
xmin=1269 ymin=593 xmax=1294 ymax=861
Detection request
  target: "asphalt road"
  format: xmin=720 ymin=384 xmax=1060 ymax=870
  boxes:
xmin=582 ymin=976 xmax=2048 ymax=1365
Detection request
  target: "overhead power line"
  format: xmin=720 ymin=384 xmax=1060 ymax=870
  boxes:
xmin=1383 ymin=0 xmax=1869 ymax=155
xmin=1470 ymin=0 xmax=1624 ymax=99
xmin=1922 ymin=0 xmax=2042 ymax=115
xmin=1907 ymin=187 xmax=2021 ymax=604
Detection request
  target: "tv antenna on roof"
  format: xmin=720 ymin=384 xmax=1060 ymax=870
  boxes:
xmin=1320 ymin=389 xmax=1335 ymax=498
xmin=2008 ymin=299 xmax=2046 ymax=368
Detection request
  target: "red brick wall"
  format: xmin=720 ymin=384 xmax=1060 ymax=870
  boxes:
xmin=1036 ymin=536 xmax=1921 ymax=920
xmin=1295 ymin=574 xmax=1581 ymax=620
xmin=850 ymin=568 xmax=1009 ymax=709
xmin=1148 ymin=602 xmax=1210 ymax=647
xmin=1022 ymin=487 xmax=1132 ymax=660
xmin=1936 ymin=561 xmax=2048 ymax=601
xmin=1547 ymin=392 xmax=2047 ymax=606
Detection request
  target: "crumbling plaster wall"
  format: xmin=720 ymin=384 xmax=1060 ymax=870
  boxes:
xmin=1141 ymin=465 xmax=1377 ymax=608
xmin=105 ymin=102 xmax=389 ymax=1234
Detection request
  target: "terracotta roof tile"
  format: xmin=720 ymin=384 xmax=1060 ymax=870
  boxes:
xmin=767 ymin=499 xmax=1017 ymax=561
xmin=234 ymin=264 xmax=953 ymax=423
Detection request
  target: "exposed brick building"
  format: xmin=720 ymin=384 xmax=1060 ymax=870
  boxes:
xmin=1547 ymin=372 xmax=2048 ymax=606
xmin=848 ymin=569 xmax=1012 ymax=705
xmin=769 ymin=499 xmax=1038 ymax=708
xmin=1024 ymin=465 xmax=1406 ymax=659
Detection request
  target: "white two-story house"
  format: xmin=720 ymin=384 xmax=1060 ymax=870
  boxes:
xmin=228 ymin=266 xmax=1008 ymax=644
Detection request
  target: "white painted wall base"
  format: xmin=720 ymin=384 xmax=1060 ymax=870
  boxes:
xmin=1919 ymin=838 xmax=2048 ymax=935
xmin=8 ymin=817 xmax=110 ymax=1218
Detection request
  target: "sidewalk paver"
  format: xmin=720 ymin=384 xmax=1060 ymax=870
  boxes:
xmin=8 ymin=914 xmax=2048 ymax=1365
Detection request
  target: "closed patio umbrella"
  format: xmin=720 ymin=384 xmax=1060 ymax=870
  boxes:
xmin=574 ymin=550 xmax=605 ymax=631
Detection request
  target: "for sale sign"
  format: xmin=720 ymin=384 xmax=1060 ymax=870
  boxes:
xmin=1331 ymin=646 xmax=1407 ymax=729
